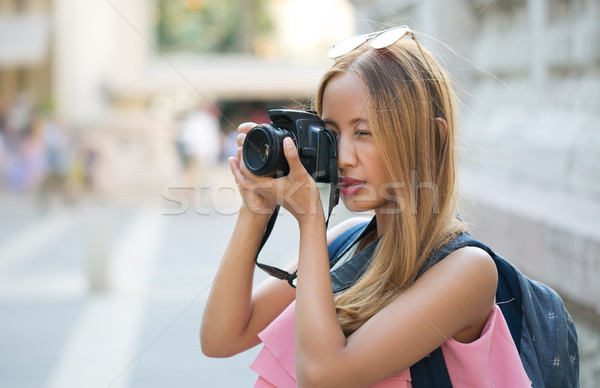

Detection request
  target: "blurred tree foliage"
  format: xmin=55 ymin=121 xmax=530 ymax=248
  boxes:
xmin=155 ymin=0 xmax=274 ymax=54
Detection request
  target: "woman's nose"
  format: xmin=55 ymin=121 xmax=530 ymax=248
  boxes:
xmin=337 ymin=137 xmax=357 ymax=170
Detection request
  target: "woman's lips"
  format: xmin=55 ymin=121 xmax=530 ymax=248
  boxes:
xmin=339 ymin=177 xmax=366 ymax=196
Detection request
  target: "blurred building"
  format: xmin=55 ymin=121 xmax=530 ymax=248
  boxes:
xmin=0 ymin=0 xmax=354 ymax=200
xmin=0 ymin=0 xmax=51 ymax=104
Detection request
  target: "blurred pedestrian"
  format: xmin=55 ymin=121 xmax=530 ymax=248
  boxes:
xmin=34 ymin=114 xmax=71 ymax=207
xmin=0 ymin=129 xmax=5 ymax=188
xmin=4 ymin=125 xmax=45 ymax=193
xmin=222 ymin=128 xmax=239 ymax=162
xmin=177 ymin=103 xmax=222 ymax=181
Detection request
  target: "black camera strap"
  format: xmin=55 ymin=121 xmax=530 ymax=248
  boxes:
xmin=327 ymin=144 xmax=340 ymax=220
xmin=253 ymin=204 xmax=297 ymax=285
xmin=254 ymin=146 xmax=339 ymax=288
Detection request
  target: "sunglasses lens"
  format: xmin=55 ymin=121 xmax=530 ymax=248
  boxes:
xmin=371 ymin=26 xmax=410 ymax=49
xmin=328 ymin=36 xmax=369 ymax=59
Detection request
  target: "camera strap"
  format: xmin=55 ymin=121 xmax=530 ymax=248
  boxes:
xmin=327 ymin=143 xmax=340 ymax=220
xmin=254 ymin=145 xmax=339 ymax=288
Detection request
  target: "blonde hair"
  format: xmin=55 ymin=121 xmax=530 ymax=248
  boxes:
xmin=315 ymin=37 xmax=466 ymax=336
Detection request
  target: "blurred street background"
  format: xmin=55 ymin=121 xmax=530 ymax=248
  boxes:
xmin=0 ymin=0 xmax=599 ymax=387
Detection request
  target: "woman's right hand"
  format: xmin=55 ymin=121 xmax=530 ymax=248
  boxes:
xmin=229 ymin=122 xmax=278 ymax=216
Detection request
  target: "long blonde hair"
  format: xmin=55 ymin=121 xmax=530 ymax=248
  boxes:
xmin=315 ymin=37 xmax=466 ymax=336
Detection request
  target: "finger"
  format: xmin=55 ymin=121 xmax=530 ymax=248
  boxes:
xmin=229 ymin=156 xmax=249 ymax=189
xmin=228 ymin=156 xmax=243 ymax=184
xmin=237 ymin=122 xmax=257 ymax=135
xmin=237 ymin=152 xmax=255 ymax=179
xmin=232 ymin=152 xmax=261 ymax=186
xmin=282 ymin=137 xmax=305 ymax=176
xmin=228 ymin=156 xmax=239 ymax=174
xmin=236 ymin=132 xmax=246 ymax=147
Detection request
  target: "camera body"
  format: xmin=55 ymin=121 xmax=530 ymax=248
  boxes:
xmin=242 ymin=109 xmax=337 ymax=183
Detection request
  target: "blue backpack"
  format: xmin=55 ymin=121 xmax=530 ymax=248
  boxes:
xmin=327 ymin=221 xmax=580 ymax=388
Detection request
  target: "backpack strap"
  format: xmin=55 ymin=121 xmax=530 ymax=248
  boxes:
xmin=410 ymin=233 xmax=524 ymax=388
xmin=327 ymin=218 xmax=380 ymax=293
xmin=327 ymin=221 xmax=369 ymax=263
xmin=409 ymin=347 xmax=453 ymax=388
xmin=418 ymin=233 xmax=522 ymax=348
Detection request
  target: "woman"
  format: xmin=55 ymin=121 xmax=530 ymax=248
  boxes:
xmin=201 ymin=26 xmax=531 ymax=387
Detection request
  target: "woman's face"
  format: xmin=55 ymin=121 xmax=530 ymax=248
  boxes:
xmin=321 ymin=72 xmax=391 ymax=214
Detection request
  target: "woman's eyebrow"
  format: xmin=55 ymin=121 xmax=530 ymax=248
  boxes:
xmin=350 ymin=118 xmax=369 ymax=126
xmin=322 ymin=119 xmax=337 ymax=128
xmin=323 ymin=118 xmax=368 ymax=127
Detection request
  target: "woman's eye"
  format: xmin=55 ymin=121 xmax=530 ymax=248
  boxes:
xmin=357 ymin=130 xmax=371 ymax=136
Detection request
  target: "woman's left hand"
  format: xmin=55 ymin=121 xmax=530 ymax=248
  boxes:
xmin=235 ymin=137 xmax=323 ymax=223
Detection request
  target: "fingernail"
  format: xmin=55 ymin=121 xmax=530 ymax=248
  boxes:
xmin=284 ymin=137 xmax=293 ymax=148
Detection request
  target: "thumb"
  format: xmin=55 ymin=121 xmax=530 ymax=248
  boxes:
xmin=283 ymin=137 xmax=304 ymax=174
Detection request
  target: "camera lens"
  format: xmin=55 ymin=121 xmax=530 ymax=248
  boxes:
xmin=243 ymin=124 xmax=291 ymax=177
xmin=259 ymin=143 xmax=270 ymax=161
xmin=244 ymin=127 xmax=272 ymax=171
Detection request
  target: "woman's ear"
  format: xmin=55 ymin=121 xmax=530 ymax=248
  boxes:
xmin=435 ymin=117 xmax=448 ymax=142
xmin=435 ymin=117 xmax=448 ymax=148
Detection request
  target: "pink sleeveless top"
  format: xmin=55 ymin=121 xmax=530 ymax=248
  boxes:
xmin=250 ymin=302 xmax=531 ymax=387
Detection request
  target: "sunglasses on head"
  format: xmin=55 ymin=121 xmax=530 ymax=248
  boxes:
xmin=327 ymin=25 xmax=414 ymax=59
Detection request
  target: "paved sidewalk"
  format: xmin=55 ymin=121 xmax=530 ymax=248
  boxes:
xmin=0 ymin=193 xmax=296 ymax=387
xmin=0 ymin=182 xmax=358 ymax=388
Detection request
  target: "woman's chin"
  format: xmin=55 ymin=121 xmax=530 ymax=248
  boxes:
xmin=341 ymin=195 xmax=395 ymax=215
xmin=341 ymin=197 xmax=376 ymax=214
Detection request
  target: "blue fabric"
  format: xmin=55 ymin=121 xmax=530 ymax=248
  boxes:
xmin=407 ymin=347 xmax=452 ymax=388
xmin=329 ymin=222 xmax=382 ymax=293
xmin=516 ymin=265 xmax=580 ymax=387
xmin=327 ymin=220 xmax=375 ymax=293
xmin=327 ymin=221 xmax=369 ymax=264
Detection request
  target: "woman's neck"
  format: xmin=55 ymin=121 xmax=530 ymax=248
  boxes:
xmin=374 ymin=208 xmax=390 ymax=237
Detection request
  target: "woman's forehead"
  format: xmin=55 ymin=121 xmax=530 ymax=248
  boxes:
xmin=321 ymin=73 xmax=369 ymax=122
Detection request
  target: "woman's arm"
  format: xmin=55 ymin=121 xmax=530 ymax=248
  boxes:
xmin=200 ymin=211 xmax=367 ymax=358
xmin=200 ymin=206 xmax=297 ymax=357
xmin=201 ymin=123 xmax=367 ymax=358
xmin=201 ymin=123 xmax=297 ymax=357
xmin=294 ymin=233 xmax=498 ymax=388
xmin=295 ymin=212 xmax=349 ymax=383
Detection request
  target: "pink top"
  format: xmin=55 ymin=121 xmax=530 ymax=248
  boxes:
xmin=250 ymin=302 xmax=531 ymax=387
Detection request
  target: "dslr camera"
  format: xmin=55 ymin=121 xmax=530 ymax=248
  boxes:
xmin=242 ymin=109 xmax=337 ymax=183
